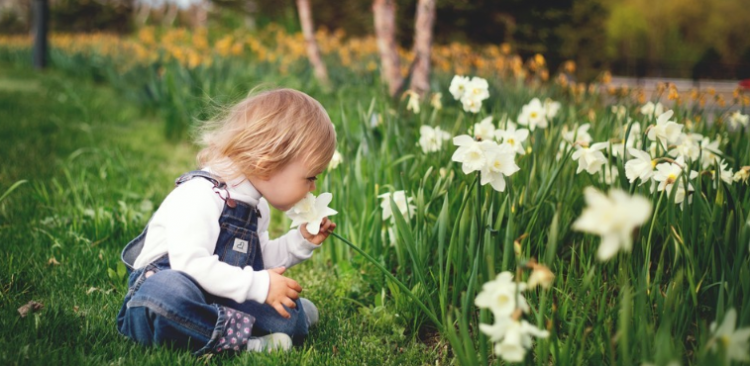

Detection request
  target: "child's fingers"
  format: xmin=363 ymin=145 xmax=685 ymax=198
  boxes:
xmin=273 ymin=303 xmax=291 ymax=319
xmin=282 ymin=297 xmax=297 ymax=309
xmin=287 ymin=279 xmax=302 ymax=293
xmin=270 ymin=267 xmax=286 ymax=274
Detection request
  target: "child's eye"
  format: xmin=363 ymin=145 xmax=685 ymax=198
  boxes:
xmin=307 ymin=177 xmax=318 ymax=182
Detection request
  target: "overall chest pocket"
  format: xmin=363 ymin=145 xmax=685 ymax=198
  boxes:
xmin=216 ymin=223 xmax=259 ymax=267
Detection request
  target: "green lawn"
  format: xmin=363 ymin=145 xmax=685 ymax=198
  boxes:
xmin=0 ymin=64 xmax=443 ymax=365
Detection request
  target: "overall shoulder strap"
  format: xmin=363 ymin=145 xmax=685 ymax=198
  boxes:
xmin=174 ymin=170 xmax=238 ymax=208
xmin=174 ymin=170 xmax=226 ymax=188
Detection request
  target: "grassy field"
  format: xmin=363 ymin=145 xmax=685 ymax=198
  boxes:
xmin=0 ymin=64 xmax=444 ymax=365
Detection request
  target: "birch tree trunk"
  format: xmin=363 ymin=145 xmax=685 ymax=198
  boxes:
xmin=409 ymin=0 xmax=436 ymax=97
xmin=190 ymin=1 xmax=208 ymax=28
xmin=296 ymin=0 xmax=331 ymax=89
xmin=373 ymin=0 xmax=402 ymax=97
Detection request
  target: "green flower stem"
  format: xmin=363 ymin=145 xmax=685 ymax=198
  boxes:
xmin=329 ymin=231 xmax=444 ymax=332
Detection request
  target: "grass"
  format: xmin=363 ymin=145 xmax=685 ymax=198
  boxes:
xmin=2 ymin=30 xmax=750 ymax=365
xmin=0 ymin=64 xmax=444 ymax=366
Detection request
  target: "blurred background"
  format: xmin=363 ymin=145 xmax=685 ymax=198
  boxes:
xmin=2 ymin=0 xmax=750 ymax=82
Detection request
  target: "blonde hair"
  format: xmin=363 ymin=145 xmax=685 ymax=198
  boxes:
xmin=197 ymin=88 xmax=336 ymax=181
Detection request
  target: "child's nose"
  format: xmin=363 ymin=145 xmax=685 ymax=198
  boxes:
xmin=309 ymin=181 xmax=317 ymax=192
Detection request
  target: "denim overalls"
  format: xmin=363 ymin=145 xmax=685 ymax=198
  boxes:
xmin=116 ymin=171 xmax=308 ymax=354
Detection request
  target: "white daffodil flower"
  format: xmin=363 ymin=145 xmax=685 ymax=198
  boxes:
xmin=430 ymin=93 xmax=442 ymax=110
xmin=495 ymin=122 xmax=529 ymax=156
xmin=562 ymin=123 xmax=593 ymax=146
xmin=378 ymin=190 xmax=416 ymax=222
xmin=479 ymin=317 xmax=549 ymax=363
xmin=625 ymin=148 xmax=656 ymax=186
xmin=418 ymin=125 xmax=451 ymax=153
xmin=571 ymin=142 xmax=609 ymax=175
xmin=452 ymin=135 xmax=488 ymax=174
xmin=543 ymin=98 xmax=561 ymax=119
xmin=449 ymin=75 xmax=471 ymax=100
xmin=404 ymin=90 xmax=421 ymax=114
xmin=481 ymin=143 xmax=520 ymax=192
xmin=461 ymin=94 xmax=483 ymax=113
xmin=286 ymin=192 xmax=338 ymax=235
xmin=647 ymin=110 xmax=683 ymax=147
xmin=466 ymin=76 xmax=490 ymax=102
xmin=728 ymin=110 xmax=749 ymax=130
xmin=602 ymin=164 xmax=619 ymax=185
xmin=640 ymin=101 xmax=665 ymax=117
xmin=475 ymin=271 xmax=529 ymax=318
xmin=700 ymin=136 xmax=722 ymax=169
xmin=713 ymin=160 xmax=734 ymax=188
xmin=669 ymin=133 xmax=702 ymax=161
xmin=611 ymin=105 xmax=627 ymax=120
xmin=572 ymin=187 xmax=652 ymax=261
xmin=709 ymin=308 xmax=750 ymax=362
xmin=653 ymin=156 xmax=698 ymax=192
xmin=517 ymin=98 xmax=548 ymax=131
xmin=473 ymin=116 xmax=496 ymax=141
xmin=734 ymin=168 xmax=750 ymax=184
xmin=328 ymin=150 xmax=343 ymax=170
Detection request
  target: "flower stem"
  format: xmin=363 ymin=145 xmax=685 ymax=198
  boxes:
xmin=329 ymin=231 xmax=444 ymax=332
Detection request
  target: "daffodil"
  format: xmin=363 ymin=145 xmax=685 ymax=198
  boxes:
xmin=709 ymin=308 xmax=750 ymax=362
xmin=734 ymin=167 xmax=750 ymax=184
xmin=602 ymin=164 xmax=619 ymax=185
xmin=461 ymin=94 xmax=483 ymax=113
xmin=543 ymin=98 xmax=561 ymax=119
xmin=481 ymin=143 xmax=520 ymax=192
xmin=572 ymin=187 xmax=652 ymax=261
xmin=700 ymin=136 xmax=722 ymax=169
xmin=328 ymin=150 xmax=343 ymax=170
xmin=669 ymin=133 xmax=702 ymax=161
xmin=640 ymin=101 xmax=665 ymax=117
xmin=449 ymin=75 xmax=471 ymax=100
xmin=286 ymin=192 xmax=338 ymax=235
xmin=625 ymin=148 xmax=655 ymax=185
xmin=378 ymin=190 xmax=416 ymax=222
xmin=430 ymin=92 xmax=442 ymax=110
xmin=562 ymin=123 xmax=592 ymax=146
xmin=612 ymin=122 xmax=642 ymax=158
xmin=495 ymin=122 xmax=529 ymax=156
xmin=465 ymin=76 xmax=490 ymax=102
xmin=653 ymin=156 xmax=698 ymax=192
xmin=404 ymin=90 xmax=421 ymax=114
xmin=418 ymin=125 xmax=451 ymax=153
xmin=571 ymin=142 xmax=609 ymax=175
xmin=713 ymin=160 xmax=734 ymax=187
xmin=472 ymin=116 xmax=495 ymax=141
xmin=474 ymin=271 xmax=529 ymax=318
xmin=727 ymin=110 xmax=749 ymax=130
xmin=479 ymin=317 xmax=550 ymax=363
xmin=517 ymin=98 xmax=548 ymax=131
xmin=452 ymin=135 xmax=488 ymax=174
xmin=647 ymin=110 xmax=683 ymax=147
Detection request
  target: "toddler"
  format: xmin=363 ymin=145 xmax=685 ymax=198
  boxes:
xmin=117 ymin=88 xmax=337 ymax=355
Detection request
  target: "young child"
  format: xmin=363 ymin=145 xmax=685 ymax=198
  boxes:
xmin=116 ymin=88 xmax=337 ymax=355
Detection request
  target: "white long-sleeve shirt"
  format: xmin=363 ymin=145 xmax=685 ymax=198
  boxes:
xmin=132 ymin=169 xmax=320 ymax=304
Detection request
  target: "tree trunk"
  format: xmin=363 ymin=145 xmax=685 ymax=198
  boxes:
xmin=410 ymin=0 xmax=436 ymax=98
xmin=245 ymin=0 xmax=258 ymax=31
xmin=373 ymin=0 xmax=402 ymax=97
xmin=295 ymin=0 xmax=331 ymax=89
xmin=190 ymin=1 xmax=208 ymax=29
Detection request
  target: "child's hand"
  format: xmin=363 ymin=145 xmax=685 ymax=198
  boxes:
xmin=266 ymin=267 xmax=302 ymax=319
xmin=301 ymin=217 xmax=337 ymax=245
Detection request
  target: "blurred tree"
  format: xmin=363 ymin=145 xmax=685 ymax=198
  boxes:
xmin=373 ymin=0 xmax=403 ymax=97
xmin=409 ymin=0 xmax=435 ymax=97
xmin=296 ymin=0 xmax=330 ymax=89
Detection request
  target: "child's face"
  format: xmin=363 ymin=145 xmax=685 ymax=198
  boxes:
xmin=250 ymin=159 xmax=321 ymax=211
